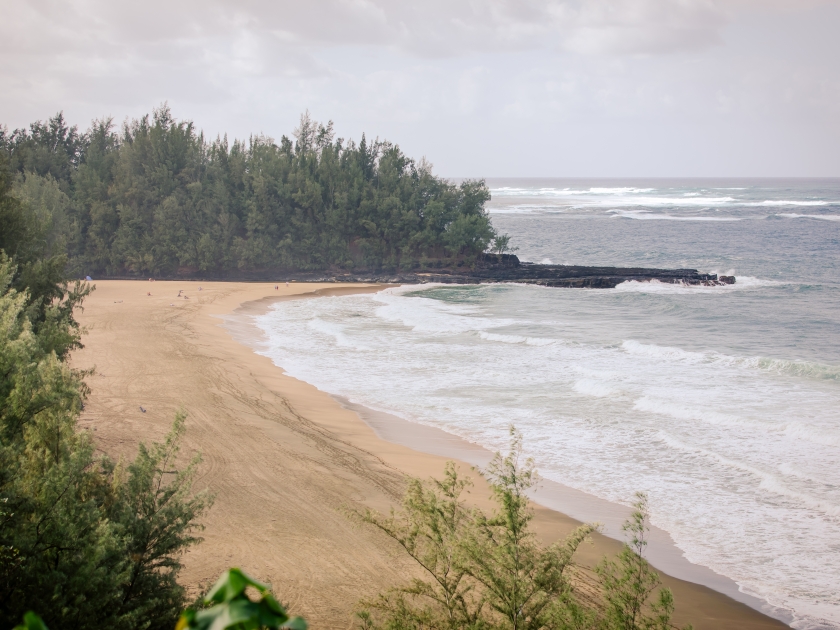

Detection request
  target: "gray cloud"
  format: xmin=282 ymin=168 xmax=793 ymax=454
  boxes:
xmin=0 ymin=0 xmax=838 ymax=175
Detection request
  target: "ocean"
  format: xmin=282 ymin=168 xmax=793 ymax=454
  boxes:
xmin=251 ymin=179 xmax=840 ymax=629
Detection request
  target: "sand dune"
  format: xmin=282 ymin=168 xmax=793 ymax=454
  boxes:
xmin=72 ymin=280 xmax=788 ymax=629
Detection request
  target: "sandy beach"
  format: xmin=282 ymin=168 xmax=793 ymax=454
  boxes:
xmin=71 ymin=280 xmax=789 ymax=630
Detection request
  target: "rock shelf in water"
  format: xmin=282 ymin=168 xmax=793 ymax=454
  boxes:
xmin=281 ymin=254 xmax=736 ymax=288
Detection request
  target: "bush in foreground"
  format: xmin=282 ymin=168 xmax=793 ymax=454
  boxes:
xmin=356 ymin=429 xmax=691 ymax=630
xmin=0 ymin=188 xmax=212 ymax=629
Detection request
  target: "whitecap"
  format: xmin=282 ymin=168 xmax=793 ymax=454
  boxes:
xmin=573 ymin=379 xmax=618 ymax=398
xmin=588 ymin=187 xmax=655 ymax=194
xmin=602 ymin=196 xmax=736 ymax=208
xmin=612 ymin=276 xmax=777 ymax=294
xmin=752 ymin=201 xmax=830 ymax=207
xmin=621 ymin=339 xmax=707 ymax=363
xmin=489 ymin=188 xmax=589 ymax=197
xmin=634 ymin=396 xmax=745 ymax=426
xmin=373 ymin=290 xmax=516 ymax=335
xmin=479 ymin=331 xmax=556 ymax=346
xmin=609 ymin=209 xmax=741 ymax=221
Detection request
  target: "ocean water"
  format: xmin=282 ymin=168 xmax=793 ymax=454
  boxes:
xmin=253 ymin=179 xmax=840 ymax=630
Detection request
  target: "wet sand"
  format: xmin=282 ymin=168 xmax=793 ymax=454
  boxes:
xmin=72 ymin=280 xmax=789 ymax=629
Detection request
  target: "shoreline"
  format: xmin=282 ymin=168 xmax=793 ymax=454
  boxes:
xmin=228 ymin=287 xmax=791 ymax=626
xmin=73 ymin=280 xmax=791 ymax=630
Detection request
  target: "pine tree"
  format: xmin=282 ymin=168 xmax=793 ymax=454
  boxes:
xmin=595 ymin=493 xmax=690 ymax=630
xmin=357 ymin=429 xmax=593 ymax=630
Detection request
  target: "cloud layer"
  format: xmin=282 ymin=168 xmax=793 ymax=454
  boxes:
xmin=1 ymin=0 xmax=838 ymax=175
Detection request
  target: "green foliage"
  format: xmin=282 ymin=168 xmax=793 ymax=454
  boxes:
xmin=358 ymin=432 xmax=692 ymax=630
xmin=491 ymin=234 xmax=517 ymax=257
xmin=357 ymin=428 xmax=594 ymax=630
xmin=0 ymin=253 xmax=211 ymax=629
xmin=359 ymin=462 xmax=486 ymax=630
xmin=594 ymin=494 xmax=690 ymax=630
xmin=0 ymin=152 xmax=91 ymax=360
xmin=463 ymin=430 xmax=594 ymax=630
xmin=14 ymin=611 xmax=50 ymax=630
xmin=177 ymin=568 xmax=307 ymax=630
xmin=2 ymin=107 xmax=497 ymax=276
xmin=108 ymin=410 xmax=214 ymax=629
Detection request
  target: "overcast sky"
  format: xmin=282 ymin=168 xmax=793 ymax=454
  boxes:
xmin=1 ymin=0 xmax=838 ymax=177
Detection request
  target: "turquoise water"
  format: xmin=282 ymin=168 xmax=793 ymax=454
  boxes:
xmin=255 ymin=179 xmax=840 ymax=629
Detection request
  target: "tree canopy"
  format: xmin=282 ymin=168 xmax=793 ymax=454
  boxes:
xmin=1 ymin=108 xmax=496 ymax=278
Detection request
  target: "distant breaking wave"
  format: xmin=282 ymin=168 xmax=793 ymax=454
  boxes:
xmin=490 ymin=186 xmax=654 ymax=196
xmin=487 ymin=186 xmax=839 ymax=216
xmin=621 ymin=339 xmax=840 ymax=382
xmin=613 ymin=276 xmax=777 ymax=294
xmin=608 ymin=209 xmax=741 ymax=221
xmin=753 ymin=200 xmax=829 ymax=207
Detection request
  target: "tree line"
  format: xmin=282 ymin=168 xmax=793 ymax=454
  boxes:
xmin=0 ymin=107 xmax=496 ymax=278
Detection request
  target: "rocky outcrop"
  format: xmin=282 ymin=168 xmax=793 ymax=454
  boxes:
xmin=280 ymin=254 xmax=735 ymax=288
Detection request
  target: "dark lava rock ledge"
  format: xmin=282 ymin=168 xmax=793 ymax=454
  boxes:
xmin=285 ymin=254 xmax=736 ymax=289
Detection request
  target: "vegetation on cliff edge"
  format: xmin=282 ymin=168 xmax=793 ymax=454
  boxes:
xmin=1 ymin=108 xmax=496 ymax=278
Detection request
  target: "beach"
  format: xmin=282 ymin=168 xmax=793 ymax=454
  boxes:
xmin=72 ymin=280 xmax=790 ymax=630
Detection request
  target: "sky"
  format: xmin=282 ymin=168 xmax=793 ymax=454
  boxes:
xmin=1 ymin=0 xmax=839 ymax=177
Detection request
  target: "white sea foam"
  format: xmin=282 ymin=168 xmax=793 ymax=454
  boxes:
xmin=588 ymin=187 xmax=655 ymax=194
xmin=622 ymin=339 xmax=707 ymax=363
xmin=657 ymin=433 xmax=840 ymax=518
xmin=573 ymin=379 xmax=618 ymax=397
xmin=634 ymin=396 xmax=745 ymax=426
xmin=609 ymin=209 xmax=741 ymax=221
xmin=252 ymin=280 xmax=840 ymax=630
xmin=488 ymin=204 xmax=577 ymax=214
xmin=778 ymin=462 xmax=838 ymax=487
xmin=754 ymin=200 xmax=830 ymax=206
xmin=372 ymin=290 xmax=516 ymax=334
xmin=489 ymin=186 xmax=654 ymax=197
xmin=479 ymin=331 xmax=556 ymax=346
xmin=601 ymin=196 xmax=736 ymax=208
xmin=307 ymin=317 xmax=369 ymax=350
xmin=612 ymin=276 xmax=778 ymax=294
xmin=780 ymin=421 xmax=840 ymax=447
